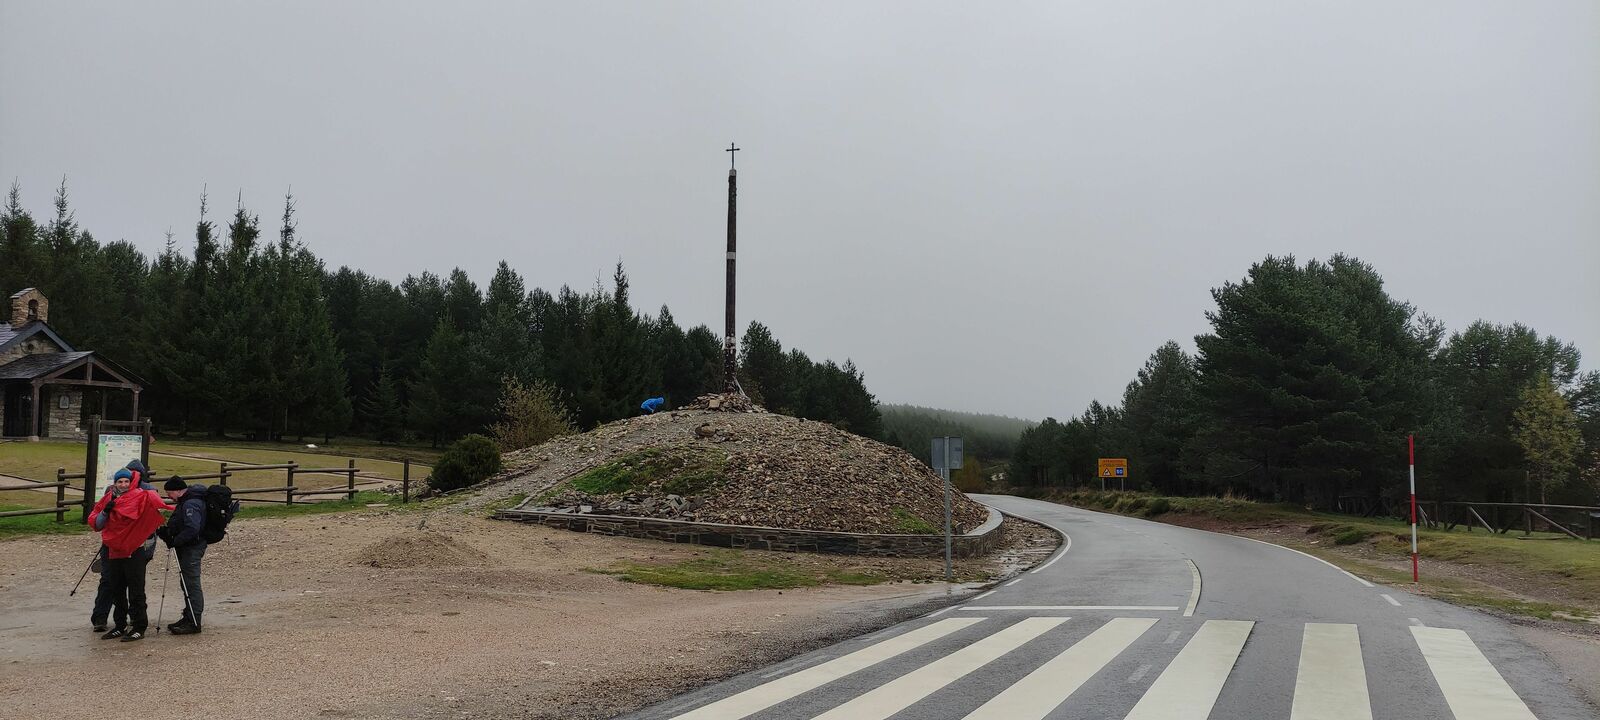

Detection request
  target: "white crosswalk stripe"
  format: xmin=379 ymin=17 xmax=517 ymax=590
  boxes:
xmin=668 ymin=617 xmax=984 ymax=720
xmin=1123 ymin=619 xmax=1254 ymax=720
xmin=1290 ymin=623 xmax=1372 ymax=720
xmin=664 ymin=617 xmax=1543 ymax=720
xmin=963 ymin=617 xmax=1158 ymax=720
xmin=811 ymin=616 xmax=1066 ymax=720
xmin=1412 ymin=626 xmax=1539 ymax=720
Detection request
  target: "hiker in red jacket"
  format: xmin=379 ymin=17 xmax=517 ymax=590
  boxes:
xmin=87 ymin=469 xmax=169 ymax=642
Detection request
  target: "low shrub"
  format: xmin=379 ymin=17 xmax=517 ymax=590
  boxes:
xmin=1333 ymin=527 xmax=1375 ymax=545
xmin=429 ymin=434 xmax=503 ymax=492
xmin=1143 ymin=497 xmax=1172 ymax=516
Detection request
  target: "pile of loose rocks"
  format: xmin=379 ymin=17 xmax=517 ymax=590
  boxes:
xmin=479 ymin=408 xmax=989 ymax=535
xmin=686 ymin=392 xmax=765 ymax=413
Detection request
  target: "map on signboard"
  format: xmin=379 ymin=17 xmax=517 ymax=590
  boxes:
xmin=97 ymin=433 xmax=145 ymax=488
xmin=1098 ymin=457 xmax=1128 ymax=478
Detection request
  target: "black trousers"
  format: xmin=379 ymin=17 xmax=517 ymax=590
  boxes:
xmin=104 ymin=555 xmax=150 ymax=632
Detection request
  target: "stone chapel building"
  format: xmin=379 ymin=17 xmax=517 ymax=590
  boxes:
xmin=0 ymin=288 xmax=143 ymax=440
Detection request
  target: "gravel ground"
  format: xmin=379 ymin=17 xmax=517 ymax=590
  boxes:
xmin=0 ymin=505 xmax=1057 ymax=720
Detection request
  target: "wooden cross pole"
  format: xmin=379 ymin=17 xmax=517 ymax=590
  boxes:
xmin=723 ymin=143 xmax=739 ymax=392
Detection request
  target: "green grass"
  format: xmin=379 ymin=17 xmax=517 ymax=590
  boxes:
xmin=567 ymin=447 xmax=728 ymax=497
xmin=0 ymin=504 xmax=90 ymax=538
xmin=592 ymin=549 xmax=887 ymax=590
xmin=891 ymin=508 xmax=939 ymax=534
xmin=480 ymin=493 xmax=530 ymax=515
xmin=0 ymin=439 xmax=432 ymax=508
xmin=232 ymin=491 xmax=395 ymax=519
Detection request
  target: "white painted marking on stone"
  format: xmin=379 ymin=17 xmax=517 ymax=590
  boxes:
xmin=1290 ymin=623 xmax=1372 ymax=720
xmin=1163 ymin=630 xmax=1181 ymax=644
xmin=1411 ymin=627 xmax=1538 ymax=720
xmin=1381 ymin=594 xmax=1402 ymax=607
xmin=1122 ymin=620 xmax=1254 ymax=720
xmin=669 ymin=617 xmax=984 ymax=720
xmin=1234 ymin=535 xmax=1374 ymax=587
xmin=1030 ymin=530 xmax=1071 ymax=573
xmin=1127 ymin=663 xmax=1154 ymax=684
xmin=962 ymin=618 xmax=1156 ymax=720
xmin=961 ymin=606 xmax=1181 ymax=612
xmin=1006 ymin=579 xmax=1024 ymax=587
xmin=813 ymin=617 xmax=1067 ymax=720
xmin=1183 ymin=559 xmax=1202 ymax=617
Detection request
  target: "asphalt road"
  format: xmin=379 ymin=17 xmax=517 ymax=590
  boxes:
xmin=622 ymin=494 xmax=1598 ymax=720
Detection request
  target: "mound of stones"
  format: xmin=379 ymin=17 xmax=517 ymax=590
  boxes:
xmin=496 ymin=408 xmax=988 ymax=535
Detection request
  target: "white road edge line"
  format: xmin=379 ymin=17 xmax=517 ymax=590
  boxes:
xmin=1381 ymin=594 xmax=1401 ymax=607
xmin=926 ymin=606 xmax=954 ymax=618
xmin=972 ymin=590 xmax=997 ymax=601
xmin=1183 ymin=559 xmax=1201 ymax=617
xmin=1005 ymin=579 xmax=1024 ymax=587
xmin=1234 ymin=534 xmax=1375 ymax=587
xmin=1030 ymin=531 xmax=1072 ymax=573
xmin=960 ymin=606 xmax=1182 ymax=611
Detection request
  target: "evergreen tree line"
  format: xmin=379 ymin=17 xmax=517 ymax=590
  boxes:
xmin=0 ymin=182 xmax=882 ymax=445
xmin=1011 ymin=255 xmax=1600 ymax=509
xmin=878 ymin=404 xmax=1035 ymax=464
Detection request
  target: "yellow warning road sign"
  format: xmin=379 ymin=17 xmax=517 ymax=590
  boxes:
xmin=1098 ymin=458 xmax=1128 ymax=478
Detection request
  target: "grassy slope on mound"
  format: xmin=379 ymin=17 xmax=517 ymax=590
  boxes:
xmin=1029 ymin=488 xmax=1600 ymax=622
xmin=567 ymin=447 xmax=730 ymax=497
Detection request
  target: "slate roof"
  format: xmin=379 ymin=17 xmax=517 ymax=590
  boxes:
xmin=0 ymin=321 xmax=74 ymax=354
xmin=0 ymin=351 xmax=93 ymax=381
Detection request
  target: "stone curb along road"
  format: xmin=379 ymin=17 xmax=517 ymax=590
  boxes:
xmin=622 ymin=494 xmax=1597 ymax=720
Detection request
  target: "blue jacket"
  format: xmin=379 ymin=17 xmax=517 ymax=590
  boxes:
xmin=162 ymin=486 xmax=208 ymax=547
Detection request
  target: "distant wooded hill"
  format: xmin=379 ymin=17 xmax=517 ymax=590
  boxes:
xmin=880 ymin=404 xmax=1034 ymax=465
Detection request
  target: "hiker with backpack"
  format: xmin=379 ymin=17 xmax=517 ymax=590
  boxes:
xmin=87 ymin=468 xmax=169 ymax=642
xmin=156 ymin=477 xmax=234 ymax=635
xmin=89 ymin=460 xmax=158 ymax=634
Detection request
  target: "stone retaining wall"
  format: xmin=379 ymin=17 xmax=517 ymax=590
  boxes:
xmin=494 ymin=504 xmax=1005 ymax=558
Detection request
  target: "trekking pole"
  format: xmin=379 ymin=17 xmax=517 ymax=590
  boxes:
xmin=176 ymin=565 xmax=195 ymax=628
xmin=154 ymin=547 xmax=173 ymax=635
xmin=67 ymin=546 xmax=100 ymax=597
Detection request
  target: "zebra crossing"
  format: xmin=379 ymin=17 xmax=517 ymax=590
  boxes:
xmin=667 ymin=615 xmax=1541 ymax=720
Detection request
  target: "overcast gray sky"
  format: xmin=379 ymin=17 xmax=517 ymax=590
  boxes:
xmin=3 ymin=1 xmax=1596 ymax=420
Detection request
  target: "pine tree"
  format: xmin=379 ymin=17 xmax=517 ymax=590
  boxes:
xmin=364 ymin=364 xmax=406 ymax=444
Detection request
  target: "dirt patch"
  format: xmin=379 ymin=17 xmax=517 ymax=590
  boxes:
xmin=1 ymin=500 xmax=1053 ymax=720
xmin=354 ymin=530 xmax=491 ymax=569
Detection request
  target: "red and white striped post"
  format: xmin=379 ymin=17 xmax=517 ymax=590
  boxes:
xmin=1409 ymin=434 xmax=1418 ymax=583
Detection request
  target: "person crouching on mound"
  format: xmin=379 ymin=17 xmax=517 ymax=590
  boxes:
xmin=87 ymin=469 xmax=169 ymax=641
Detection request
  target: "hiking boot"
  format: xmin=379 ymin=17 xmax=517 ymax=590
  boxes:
xmin=100 ymin=627 xmax=125 ymax=640
xmin=120 ymin=630 xmax=145 ymax=642
xmin=93 ymin=623 xmax=108 ymax=632
xmin=169 ymin=621 xmax=202 ymax=635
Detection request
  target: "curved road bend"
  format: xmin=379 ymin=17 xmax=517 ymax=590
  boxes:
xmin=623 ymin=494 xmax=1596 ymax=720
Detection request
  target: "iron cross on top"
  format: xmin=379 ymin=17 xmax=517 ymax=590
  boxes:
xmin=726 ymin=143 xmax=739 ymax=168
